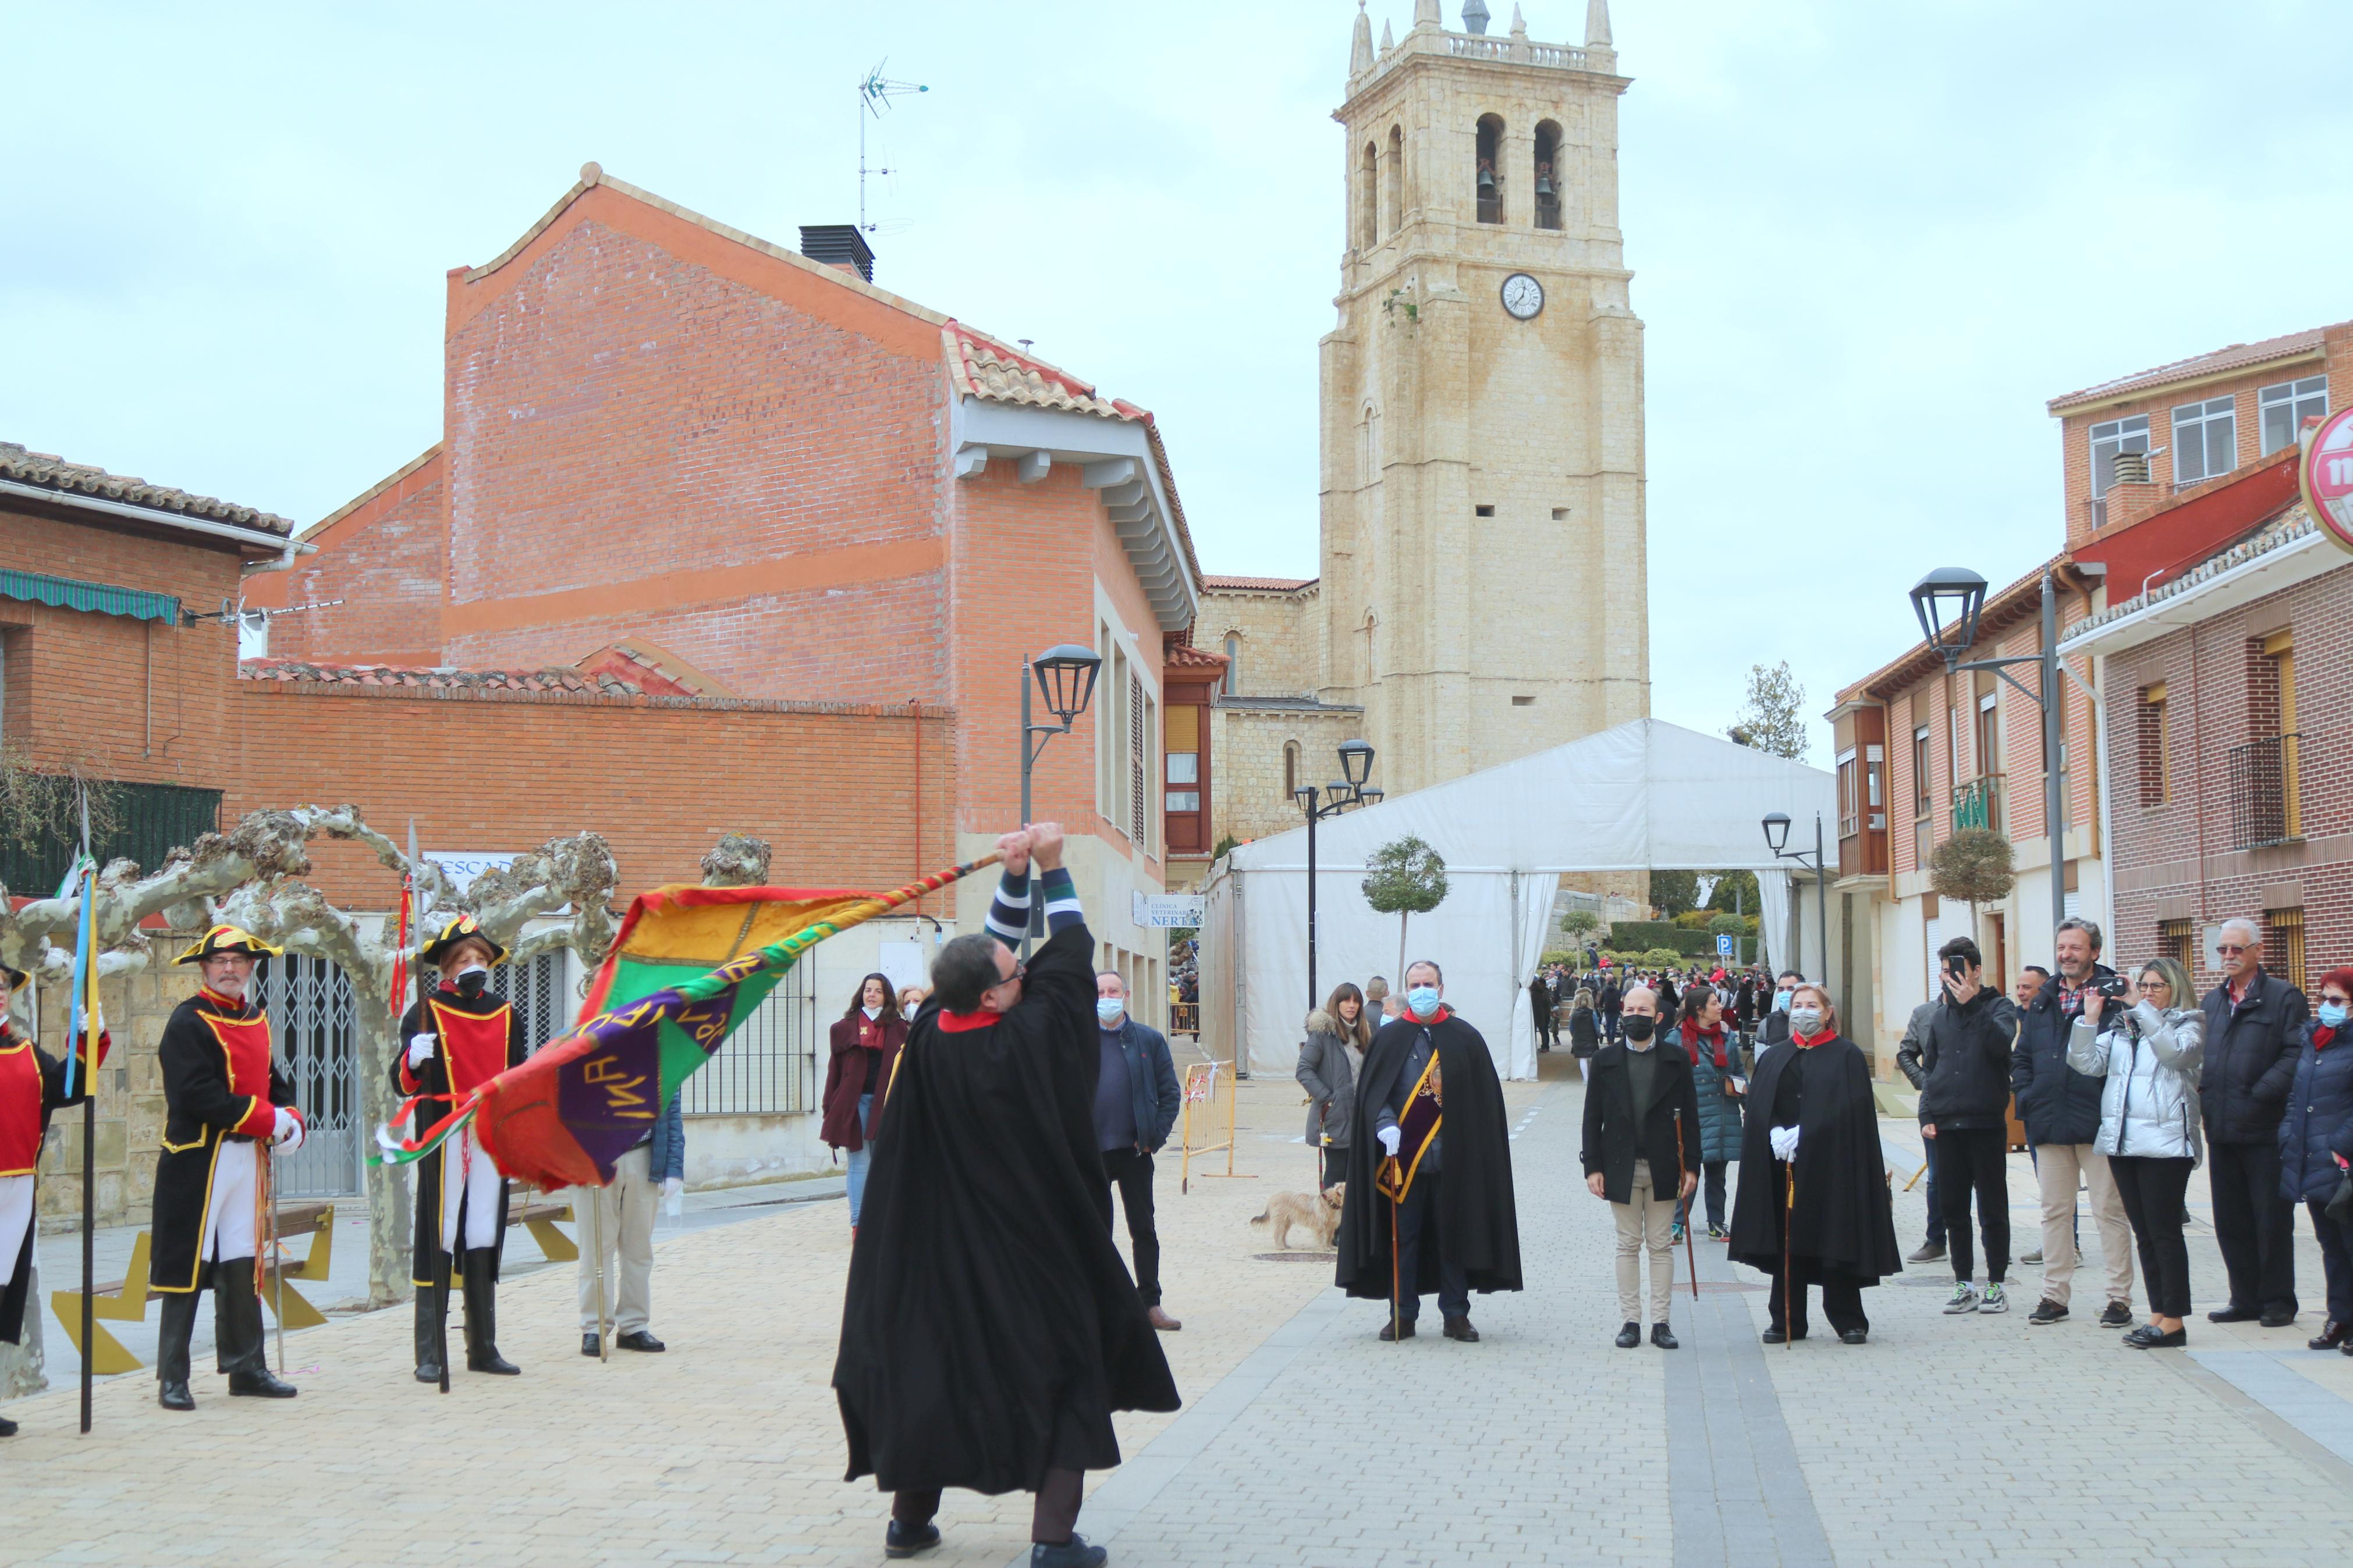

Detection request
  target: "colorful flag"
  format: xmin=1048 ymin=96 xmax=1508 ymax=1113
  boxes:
xmin=373 ymin=854 xmax=995 ymax=1191
xmin=59 ymin=855 xmax=98 ymax=1098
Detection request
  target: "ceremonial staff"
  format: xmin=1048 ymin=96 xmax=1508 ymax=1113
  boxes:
xmin=1782 ymin=1153 xmax=1795 ymax=1352
xmin=65 ymin=784 xmax=98 ymax=1434
xmin=1673 ymin=1109 xmax=1697 ymax=1302
xmin=404 ymin=823 xmax=452 ymax=1395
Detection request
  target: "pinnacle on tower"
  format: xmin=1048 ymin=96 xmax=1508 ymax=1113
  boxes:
xmin=1586 ymin=0 xmax=1613 ymax=47
xmin=1413 ymin=0 xmax=1442 ymax=30
xmin=1510 ymin=3 xmax=1527 ymax=37
xmin=1379 ymin=17 xmax=1394 ymax=52
xmin=1351 ymin=0 xmax=1374 ymax=76
xmin=1462 ymin=0 xmax=1490 ymax=34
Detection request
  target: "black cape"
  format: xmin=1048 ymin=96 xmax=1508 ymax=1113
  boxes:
xmin=1335 ymin=1009 xmax=1523 ymax=1299
xmin=832 ymin=918 xmax=1179 ymax=1495
xmin=394 ymin=991 xmax=527 ymax=1286
xmin=2 ymin=1027 xmax=99 ymax=1345
xmin=1727 ymin=1035 xmax=1903 ymax=1283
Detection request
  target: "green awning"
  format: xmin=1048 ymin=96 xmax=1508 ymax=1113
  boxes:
xmin=0 ymin=568 xmax=180 ymax=623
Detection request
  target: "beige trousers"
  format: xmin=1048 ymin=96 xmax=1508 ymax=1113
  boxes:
xmin=1613 ymin=1158 xmax=1675 ymax=1325
xmin=576 ymin=1144 xmax=657 ymax=1334
xmin=2037 ymin=1142 xmax=2134 ymax=1309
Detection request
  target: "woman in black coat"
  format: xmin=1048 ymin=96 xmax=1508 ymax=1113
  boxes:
xmin=2280 ymin=967 xmax=2353 ymax=1347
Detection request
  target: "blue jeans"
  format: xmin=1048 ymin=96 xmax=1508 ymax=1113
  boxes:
xmin=846 ymin=1093 xmax=875 ymax=1225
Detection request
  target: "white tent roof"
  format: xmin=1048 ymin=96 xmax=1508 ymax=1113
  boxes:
xmin=1199 ymin=719 xmax=1837 ymax=1081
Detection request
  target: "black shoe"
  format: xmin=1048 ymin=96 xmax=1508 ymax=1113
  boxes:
xmin=1378 ymin=1318 xmax=1416 ymax=1341
xmin=1839 ymin=1328 xmax=1869 ymax=1345
xmin=581 ymin=1333 xmax=601 ymax=1357
xmin=1030 ymin=1534 xmax=1108 ymax=1568
xmin=461 ymin=1251 xmax=520 ymax=1374
xmin=228 ymin=1366 xmax=299 ymax=1398
xmin=414 ymin=1285 xmax=445 ymax=1383
xmin=0 ymin=1414 xmax=15 ymax=1437
xmin=2309 ymin=1320 xmax=2350 ymax=1350
xmin=2027 ymin=1297 xmax=2069 ymax=1326
xmin=615 ymin=1329 xmax=665 ymax=1352
xmin=158 ymin=1379 xmax=195 ymax=1411
xmin=2124 ymin=1324 xmax=2187 ymax=1349
xmin=1761 ymin=1327 xmax=1788 ymax=1345
xmin=2259 ymin=1309 xmax=2298 ymax=1329
xmin=885 ymin=1520 xmax=942 ymax=1559
xmin=213 ymin=1258 xmax=297 ymax=1398
xmin=1650 ymin=1322 xmax=1678 ymax=1350
xmin=2207 ymin=1304 xmax=2259 ymax=1323
xmin=1614 ymin=1321 xmax=1641 ymax=1349
xmin=2099 ymin=1301 xmax=2135 ymax=1329
xmin=157 ymin=1288 xmax=198 ymax=1411
xmin=1442 ymin=1316 xmax=1480 ymax=1343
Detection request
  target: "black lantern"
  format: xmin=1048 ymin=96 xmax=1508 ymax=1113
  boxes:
xmin=1339 ymin=738 xmax=1375 ymax=788
xmin=1358 ymin=786 xmax=1385 ymax=806
xmin=1032 ymin=645 xmax=1102 ymax=728
xmin=1761 ymin=811 xmax=1792 ymax=855
xmin=1909 ymin=567 xmax=1989 ymax=669
xmin=1293 ymin=784 xmax=1318 ymax=810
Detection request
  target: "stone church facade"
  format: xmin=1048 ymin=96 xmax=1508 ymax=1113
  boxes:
xmin=1201 ymin=0 xmax=1649 ymax=854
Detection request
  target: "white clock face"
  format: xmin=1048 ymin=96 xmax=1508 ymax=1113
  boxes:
xmin=1500 ymin=273 xmax=1544 ymax=320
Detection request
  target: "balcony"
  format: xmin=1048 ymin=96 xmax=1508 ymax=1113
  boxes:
xmin=2228 ymin=733 xmax=2303 ymax=849
xmin=1951 ymin=774 xmax=2004 ymax=834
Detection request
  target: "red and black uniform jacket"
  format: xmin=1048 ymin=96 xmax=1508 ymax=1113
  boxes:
xmin=150 ymin=988 xmax=300 ymax=1292
xmin=393 ymin=987 xmax=528 ymax=1283
xmin=2 ymin=1020 xmax=111 ymax=1343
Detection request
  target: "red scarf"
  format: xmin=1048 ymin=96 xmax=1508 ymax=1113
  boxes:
xmin=1793 ymin=1028 xmax=1835 ymax=1049
xmin=2317 ymin=1025 xmax=2340 ymax=1051
xmin=1401 ymin=1005 xmax=1452 ymax=1026
xmin=1680 ymin=1017 xmax=1728 ymax=1070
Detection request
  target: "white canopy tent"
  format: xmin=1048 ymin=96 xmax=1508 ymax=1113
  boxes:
xmin=1198 ymin=719 xmax=1837 ymax=1080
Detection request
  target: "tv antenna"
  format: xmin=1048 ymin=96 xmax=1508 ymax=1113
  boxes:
xmin=857 ymin=59 xmax=928 ymax=233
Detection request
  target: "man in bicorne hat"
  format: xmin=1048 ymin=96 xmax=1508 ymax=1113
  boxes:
xmin=1 ymin=961 xmax=111 ymax=1438
xmin=395 ymin=915 xmax=528 ymax=1381
xmin=151 ymin=925 xmax=303 ymax=1410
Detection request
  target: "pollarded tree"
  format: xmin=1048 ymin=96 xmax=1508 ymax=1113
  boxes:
xmin=1362 ymin=835 xmax=1449 ymax=983
xmin=1928 ymin=827 xmax=2016 ymax=937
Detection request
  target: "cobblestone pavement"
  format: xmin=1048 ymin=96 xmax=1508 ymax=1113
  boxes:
xmin=10 ymin=1058 xmax=2353 ymax=1567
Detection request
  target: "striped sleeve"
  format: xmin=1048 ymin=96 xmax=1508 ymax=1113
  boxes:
xmin=1039 ymin=867 xmax=1083 ymax=934
xmin=984 ymin=866 xmax=1032 ymax=944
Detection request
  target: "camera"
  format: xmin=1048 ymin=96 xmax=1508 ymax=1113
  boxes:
xmin=2091 ymin=974 xmax=2130 ymax=1001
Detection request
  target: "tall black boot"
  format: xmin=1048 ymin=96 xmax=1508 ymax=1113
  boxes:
xmin=414 ymin=1267 xmax=446 ymax=1384
xmin=462 ymin=1249 xmax=520 ymax=1375
xmin=214 ymin=1257 xmax=297 ymax=1398
xmin=156 ymin=1288 xmax=199 ymax=1411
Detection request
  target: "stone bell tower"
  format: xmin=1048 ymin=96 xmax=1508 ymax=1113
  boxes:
xmin=1319 ymin=0 xmax=1648 ymax=798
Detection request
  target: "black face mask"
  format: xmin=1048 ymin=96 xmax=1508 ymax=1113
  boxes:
xmin=1621 ymin=1015 xmax=1656 ymax=1043
xmin=456 ymin=969 xmax=489 ymax=1000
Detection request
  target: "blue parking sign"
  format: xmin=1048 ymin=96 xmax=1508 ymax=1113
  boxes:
xmin=1715 ymin=933 xmax=1734 ymax=957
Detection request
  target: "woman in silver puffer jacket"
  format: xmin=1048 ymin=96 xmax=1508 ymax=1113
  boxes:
xmin=2067 ymin=955 xmax=2204 ymax=1348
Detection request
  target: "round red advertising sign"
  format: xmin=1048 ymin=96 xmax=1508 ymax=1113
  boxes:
xmin=2305 ymin=403 xmax=2353 ymax=556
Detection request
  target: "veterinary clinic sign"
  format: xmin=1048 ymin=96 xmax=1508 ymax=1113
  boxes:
xmin=2304 ymin=404 xmax=2353 ymax=556
xmin=1132 ymin=893 xmax=1206 ymax=929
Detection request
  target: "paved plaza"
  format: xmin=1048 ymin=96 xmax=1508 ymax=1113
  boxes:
xmin=10 ymin=1059 xmax=2353 ymax=1566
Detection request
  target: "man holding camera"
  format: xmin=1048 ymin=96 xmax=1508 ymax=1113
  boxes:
xmin=2011 ymin=919 xmax=2135 ymax=1328
xmin=1916 ymin=936 xmax=2017 ymax=1315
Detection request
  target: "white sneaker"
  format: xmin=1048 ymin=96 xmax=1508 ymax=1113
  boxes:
xmin=1943 ymin=1282 xmax=1981 ymax=1314
xmin=1978 ymin=1282 xmax=2010 ymax=1314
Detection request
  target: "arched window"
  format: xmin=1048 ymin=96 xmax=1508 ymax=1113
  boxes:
xmin=1474 ymin=115 xmax=1504 ymax=225
xmin=1533 ymin=120 xmax=1563 ymax=230
xmin=1283 ymin=741 xmax=1301 ymax=803
xmin=1383 ymin=125 xmax=1404 ymax=235
xmin=1358 ymin=141 xmax=1379 ymax=249
xmin=1222 ymin=633 xmax=1240 ymax=697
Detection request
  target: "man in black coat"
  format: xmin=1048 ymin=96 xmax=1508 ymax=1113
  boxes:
xmin=2011 ymin=919 xmax=2135 ymax=1327
xmin=1336 ymin=960 xmax=1522 ymax=1342
xmin=1756 ymin=969 xmax=1801 ymax=1050
xmin=1581 ymin=985 xmax=1699 ymax=1349
xmin=834 ymin=826 xmax=1176 ymax=1568
xmin=1598 ymin=976 xmax=1623 ymax=1043
xmin=1915 ymin=937 xmax=2018 ymax=1315
xmin=2201 ymin=916 xmax=2310 ymax=1326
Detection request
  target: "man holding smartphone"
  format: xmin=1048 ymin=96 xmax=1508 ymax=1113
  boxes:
xmin=1916 ymin=937 xmax=2019 ymax=1316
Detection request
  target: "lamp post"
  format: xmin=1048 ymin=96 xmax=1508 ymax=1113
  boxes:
xmin=1908 ymin=566 xmax=2070 ymax=936
xmin=1761 ymin=810 xmax=1829 ymax=985
xmin=1297 ymin=739 xmax=1382 ymax=1011
xmin=1018 ymin=644 xmax=1104 ymax=953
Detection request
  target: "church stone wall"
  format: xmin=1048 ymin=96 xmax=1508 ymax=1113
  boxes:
xmin=1210 ymin=703 xmax=1367 ymax=848
xmin=1201 ymin=586 xmax=1321 ymax=700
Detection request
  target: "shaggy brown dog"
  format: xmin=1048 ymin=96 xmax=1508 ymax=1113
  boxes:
xmin=1250 ymin=1183 xmax=1346 ymax=1251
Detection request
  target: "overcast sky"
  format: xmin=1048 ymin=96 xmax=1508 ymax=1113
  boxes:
xmin=7 ymin=1 xmax=2350 ymax=760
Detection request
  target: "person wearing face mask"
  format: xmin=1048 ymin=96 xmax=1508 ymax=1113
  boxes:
xmin=150 ymin=925 xmax=305 ymax=1410
xmin=1335 ymin=960 xmax=1523 ymax=1342
xmin=1092 ymin=970 xmax=1182 ymax=1332
xmin=1756 ymin=971 xmax=1803 ymax=1050
xmin=2276 ymin=968 xmax=2353 ymax=1350
xmin=1582 ymin=985 xmax=1700 ymax=1349
xmin=823 ymin=973 xmax=910 ymax=1236
xmin=1728 ymin=984 xmax=1902 ymax=1343
xmin=0 ymin=962 xmax=111 ymax=1438
xmin=1913 ymin=936 xmax=2020 ymax=1317
xmin=394 ymin=916 xmax=528 ymax=1380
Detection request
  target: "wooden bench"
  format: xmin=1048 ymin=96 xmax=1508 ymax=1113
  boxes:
xmin=511 ymin=1196 xmax=577 ymax=1261
xmin=52 ymin=1200 xmax=336 ymax=1374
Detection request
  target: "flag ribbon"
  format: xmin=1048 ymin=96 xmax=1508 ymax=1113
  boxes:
xmin=59 ymin=855 xmax=98 ymax=1100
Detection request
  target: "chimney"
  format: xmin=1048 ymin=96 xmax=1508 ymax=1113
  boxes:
xmin=798 ymin=225 xmax=875 ymax=283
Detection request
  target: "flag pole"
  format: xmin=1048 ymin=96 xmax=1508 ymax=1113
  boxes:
xmin=72 ymin=785 xmax=95 ymax=1436
xmin=407 ymin=823 xmax=450 ymax=1395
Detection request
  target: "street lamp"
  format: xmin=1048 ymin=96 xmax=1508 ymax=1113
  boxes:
xmin=1908 ymin=565 xmax=2075 ymax=936
xmin=1297 ymin=741 xmax=1380 ymax=1012
xmin=1018 ymin=643 xmax=1104 ymax=952
xmin=1760 ymin=810 xmax=1829 ymax=989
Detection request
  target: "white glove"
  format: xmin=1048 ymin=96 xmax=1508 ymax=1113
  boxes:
xmin=1769 ymin=1126 xmax=1800 ymax=1162
xmin=408 ymin=1033 xmax=435 ymax=1068
xmin=662 ymin=1176 xmax=684 ymax=1218
xmin=1378 ymin=1125 xmax=1403 ymax=1158
xmin=272 ymin=1107 xmax=305 ymax=1150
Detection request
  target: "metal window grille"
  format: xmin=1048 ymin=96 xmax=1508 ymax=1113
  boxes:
xmin=252 ymin=953 xmax=360 ymax=1198
xmin=2158 ymin=918 xmax=2194 ymax=973
xmin=2266 ymin=908 xmax=2308 ymax=993
xmin=678 ymin=959 xmax=816 ymax=1116
xmin=486 ymin=949 xmax=569 ymax=1053
xmin=1951 ymin=774 xmax=2003 ymax=834
xmin=2227 ymin=734 xmax=2301 ymax=849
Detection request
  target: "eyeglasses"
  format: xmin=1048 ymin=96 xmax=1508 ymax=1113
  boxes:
xmin=989 ymin=962 xmax=1028 ymax=991
xmin=2217 ymin=944 xmax=2253 ymax=955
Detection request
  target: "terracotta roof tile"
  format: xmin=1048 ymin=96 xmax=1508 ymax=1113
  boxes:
xmin=1202 ymin=573 xmax=1317 ymax=593
xmin=1164 ymin=641 xmax=1230 ymax=668
xmin=2046 ymin=322 xmax=2344 ymax=411
xmin=239 ymin=658 xmax=662 ymax=696
xmin=1 ymin=442 xmax=295 ymax=535
xmin=944 ymin=325 xmax=1128 ymax=420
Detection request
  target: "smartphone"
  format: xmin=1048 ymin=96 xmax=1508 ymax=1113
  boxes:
xmin=1945 ymin=955 xmax=1968 ymax=981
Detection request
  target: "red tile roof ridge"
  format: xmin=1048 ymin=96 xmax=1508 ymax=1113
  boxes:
xmin=1 ymin=441 xmax=296 ymax=535
xmin=2046 ymin=321 xmax=2345 ymax=411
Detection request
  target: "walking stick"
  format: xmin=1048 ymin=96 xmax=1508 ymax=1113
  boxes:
xmin=262 ymin=1144 xmax=285 ymax=1375
xmin=1389 ymin=1183 xmax=1400 ymax=1346
xmin=1674 ymin=1111 xmax=1698 ymax=1302
xmin=591 ymin=1192 xmax=610 ymax=1363
xmin=1782 ymin=1155 xmax=1795 ymax=1350
xmin=407 ymin=822 xmax=450 ymax=1396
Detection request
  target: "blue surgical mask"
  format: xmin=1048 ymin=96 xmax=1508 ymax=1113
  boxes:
xmin=2322 ymin=1002 xmax=2350 ymax=1029
xmin=1096 ymin=998 xmax=1126 ymax=1024
xmin=1406 ymin=986 xmax=1442 ymax=1018
xmin=1773 ymin=990 xmax=1792 ymax=1012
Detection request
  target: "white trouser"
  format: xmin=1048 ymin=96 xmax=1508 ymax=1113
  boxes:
xmin=203 ymin=1139 xmax=258 ymax=1263
xmin=439 ymin=1123 xmax=502 ymax=1253
xmin=576 ymin=1144 xmax=656 ymax=1334
xmin=0 ymin=1173 xmax=33 ymax=1281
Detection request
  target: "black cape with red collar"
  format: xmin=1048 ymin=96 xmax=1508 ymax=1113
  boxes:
xmin=832 ymin=917 xmax=1179 ymax=1495
xmin=1335 ymin=1007 xmax=1524 ymax=1300
xmin=1 ymin=1022 xmax=105 ymax=1345
xmin=1726 ymin=1033 xmax=1903 ymax=1283
xmin=395 ymin=988 xmax=527 ymax=1286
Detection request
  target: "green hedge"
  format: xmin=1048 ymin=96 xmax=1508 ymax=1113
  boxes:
xmin=1607 ymin=921 xmax=1715 ymax=958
